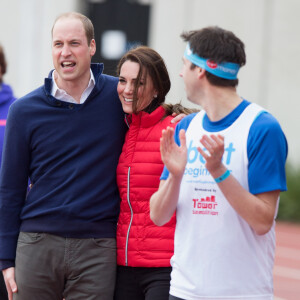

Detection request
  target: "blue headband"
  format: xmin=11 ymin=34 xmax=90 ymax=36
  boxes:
xmin=184 ymin=43 xmax=240 ymax=80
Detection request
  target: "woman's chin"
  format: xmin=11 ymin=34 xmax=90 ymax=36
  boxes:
xmin=122 ymin=104 xmax=133 ymax=115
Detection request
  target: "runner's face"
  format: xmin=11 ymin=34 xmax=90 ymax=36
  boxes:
xmin=117 ymin=60 xmax=157 ymax=114
xmin=180 ymin=57 xmax=199 ymax=104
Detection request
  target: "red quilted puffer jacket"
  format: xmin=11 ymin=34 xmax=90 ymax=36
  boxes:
xmin=116 ymin=106 xmax=176 ymax=267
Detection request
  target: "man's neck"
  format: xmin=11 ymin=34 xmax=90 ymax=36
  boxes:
xmin=54 ymin=71 xmax=91 ymax=104
xmin=201 ymin=86 xmax=242 ymax=122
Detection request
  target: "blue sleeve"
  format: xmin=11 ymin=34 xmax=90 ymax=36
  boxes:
xmin=160 ymin=113 xmax=197 ymax=180
xmin=0 ymin=102 xmax=30 ymax=265
xmin=247 ymin=111 xmax=288 ymax=194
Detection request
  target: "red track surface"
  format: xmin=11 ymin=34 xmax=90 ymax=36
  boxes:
xmin=274 ymin=221 xmax=300 ymax=300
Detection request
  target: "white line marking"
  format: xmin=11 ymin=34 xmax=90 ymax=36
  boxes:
xmin=274 ymin=265 xmax=300 ymax=280
xmin=275 ymin=246 xmax=300 ymax=261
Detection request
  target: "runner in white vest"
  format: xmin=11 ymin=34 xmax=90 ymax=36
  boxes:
xmin=150 ymin=26 xmax=287 ymax=300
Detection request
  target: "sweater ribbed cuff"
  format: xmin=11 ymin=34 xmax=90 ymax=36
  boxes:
xmin=0 ymin=259 xmax=15 ymax=271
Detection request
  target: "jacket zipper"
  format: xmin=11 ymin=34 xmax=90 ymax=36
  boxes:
xmin=125 ymin=166 xmax=133 ymax=266
xmin=125 ymin=114 xmax=130 ymax=128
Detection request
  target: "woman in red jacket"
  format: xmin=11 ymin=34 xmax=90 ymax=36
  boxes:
xmin=114 ymin=46 xmax=194 ymax=300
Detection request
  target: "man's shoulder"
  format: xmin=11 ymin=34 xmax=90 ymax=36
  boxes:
xmin=99 ymin=73 xmax=119 ymax=88
xmin=251 ymin=110 xmax=285 ymax=136
xmin=94 ymin=73 xmax=118 ymax=96
xmin=101 ymin=73 xmax=118 ymax=81
xmin=177 ymin=112 xmax=199 ymax=131
xmin=248 ymin=110 xmax=287 ymax=161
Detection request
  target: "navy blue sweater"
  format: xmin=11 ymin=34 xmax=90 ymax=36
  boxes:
xmin=0 ymin=64 xmax=127 ymax=269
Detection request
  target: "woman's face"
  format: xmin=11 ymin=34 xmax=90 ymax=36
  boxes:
xmin=117 ymin=60 xmax=157 ymax=114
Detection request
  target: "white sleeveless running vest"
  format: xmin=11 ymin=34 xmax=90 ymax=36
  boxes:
xmin=170 ymin=103 xmax=275 ymax=300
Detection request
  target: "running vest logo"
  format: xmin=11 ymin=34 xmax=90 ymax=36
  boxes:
xmin=192 ymin=195 xmax=218 ymax=216
xmin=185 ymin=140 xmax=236 ymax=179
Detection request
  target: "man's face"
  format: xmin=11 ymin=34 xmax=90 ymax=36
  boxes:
xmin=180 ymin=57 xmax=199 ymax=104
xmin=52 ymin=17 xmax=96 ymax=88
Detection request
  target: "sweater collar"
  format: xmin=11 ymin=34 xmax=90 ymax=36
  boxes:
xmin=131 ymin=106 xmax=166 ymax=128
xmin=43 ymin=63 xmax=105 ymax=108
xmin=44 ymin=63 xmax=104 ymax=98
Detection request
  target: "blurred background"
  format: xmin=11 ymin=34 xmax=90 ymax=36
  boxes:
xmin=0 ymin=1 xmax=299 ymax=298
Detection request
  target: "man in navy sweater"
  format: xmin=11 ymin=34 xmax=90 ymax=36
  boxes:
xmin=0 ymin=12 xmax=127 ymax=300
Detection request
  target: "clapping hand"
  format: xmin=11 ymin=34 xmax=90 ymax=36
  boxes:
xmin=160 ymin=127 xmax=187 ymax=178
xmin=197 ymin=134 xmax=225 ymax=174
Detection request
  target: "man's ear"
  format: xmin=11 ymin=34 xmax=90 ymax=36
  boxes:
xmin=198 ymin=67 xmax=206 ymax=79
xmin=90 ymin=39 xmax=96 ymax=57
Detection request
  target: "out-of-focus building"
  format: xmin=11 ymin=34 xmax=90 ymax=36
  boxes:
xmin=1 ymin=0 xmax=299 ymax=164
